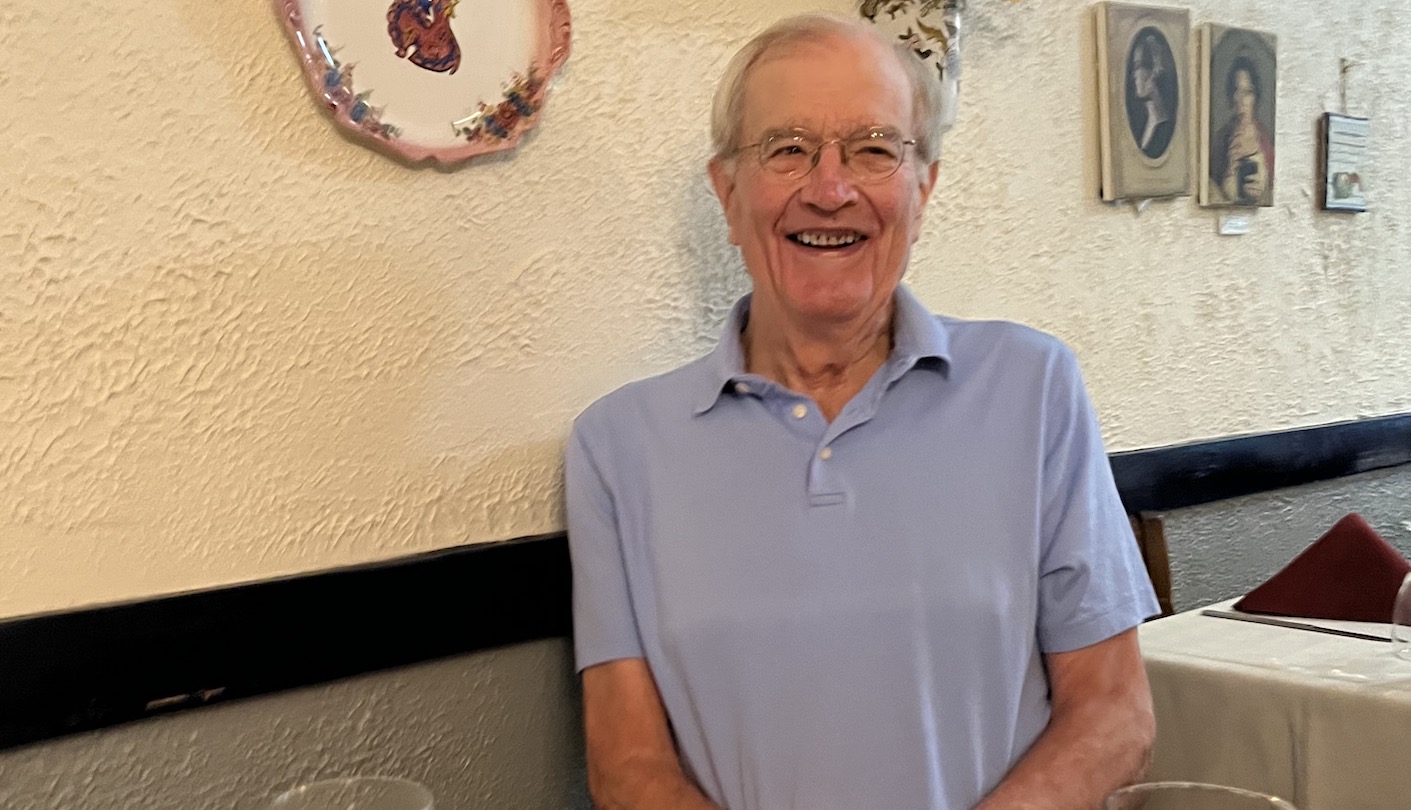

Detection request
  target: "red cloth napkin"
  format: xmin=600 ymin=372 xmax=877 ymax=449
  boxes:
xmin=1234 ymin=513 xmax=1411 ymax=623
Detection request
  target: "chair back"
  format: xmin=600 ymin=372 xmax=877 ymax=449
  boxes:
xmin=1130 ymin=512 xmax=1174 ymax=617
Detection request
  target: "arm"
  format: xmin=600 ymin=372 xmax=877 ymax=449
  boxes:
xmin=973 ymin=629 xmax=1155 ymax=810
xmin=567 ymin=425 xmax=713 ymax=808
xmin=582 ymin=658 xmax=722 ymax=810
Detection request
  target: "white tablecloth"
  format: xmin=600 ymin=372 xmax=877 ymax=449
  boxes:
xmin=1138 ymin=600 xmax=1411 ymax=810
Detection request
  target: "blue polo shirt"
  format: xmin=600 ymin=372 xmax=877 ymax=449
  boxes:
xmin=566 ymin=285 xmax=1158 ymax=810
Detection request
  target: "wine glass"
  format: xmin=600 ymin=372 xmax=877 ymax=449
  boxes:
xmin=1392 ymin=571 xmax=1411 ymax=661
xmin=268 ymin=776 xmax=433 ymax=810
xmin=1105 ymin=781 xmax=1297 ymax=810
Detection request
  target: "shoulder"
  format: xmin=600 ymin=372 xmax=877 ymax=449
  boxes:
xmin=938 ymin=315 xmax=1078 ymax=369
xmin=572 ymin=354 xmax=714 ymax=445
xmin=925 ymin=316 xmax=1090 ymax=408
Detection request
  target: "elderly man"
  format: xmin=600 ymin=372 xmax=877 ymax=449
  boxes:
xmin=566 ymin=13 xmax=1157 ymax=810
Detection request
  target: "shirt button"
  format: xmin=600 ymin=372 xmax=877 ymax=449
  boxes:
xmin=792 ymin=404 xmax=807 ymax=419
xmin=735 ymin=382 xmax=751 ymax=394
xmin=820 ymin=447 xmax=833 ymax=460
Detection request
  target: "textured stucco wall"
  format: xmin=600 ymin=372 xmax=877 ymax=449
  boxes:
xmin=3 ymin=0 xmax=1409 ymax=618
xmin=0 ymin=639 xmax=589 ymax=810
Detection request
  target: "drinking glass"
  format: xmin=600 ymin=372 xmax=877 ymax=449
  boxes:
xmin=268 ymin=776 xmax=433 ymax=810
xmin=1105 ymin=781 xmax=1297 ymax=810
xmin=1392 ymin=571 xmax=1411 ymax=661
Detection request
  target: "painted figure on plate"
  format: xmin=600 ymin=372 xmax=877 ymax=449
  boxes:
xmin=387 ymin=0 xmax=462 ymax=74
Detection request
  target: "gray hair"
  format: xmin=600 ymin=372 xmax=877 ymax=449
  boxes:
xmin=709 ymin=13 xmax=945 ymax=164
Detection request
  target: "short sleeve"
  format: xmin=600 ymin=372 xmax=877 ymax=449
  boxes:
xmin=565 ymin=419 xmax=645 ymax=671
xmin=1035 ymin=347 xmax=1159 ymax=652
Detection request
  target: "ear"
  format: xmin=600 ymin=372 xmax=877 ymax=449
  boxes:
xmin=708 ymin=156 xmax=741 ymax=245
xmin=911 ymin=159 xmax=939 ymax=235
xmin=918 ymin=159 xmax=939 ymax=206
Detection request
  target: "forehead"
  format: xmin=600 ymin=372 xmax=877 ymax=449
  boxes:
xmin=739 ymin=34 xmax=914 ymax=138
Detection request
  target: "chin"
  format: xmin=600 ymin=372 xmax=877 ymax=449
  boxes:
xmin=786 ymin=292 xmax=876 ymax=324
xmin=787 ymin=275 xmax=888 ymax=318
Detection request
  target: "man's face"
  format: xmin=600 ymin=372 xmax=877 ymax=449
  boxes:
xmin=708 ymin=35 xmax=938 ymax=329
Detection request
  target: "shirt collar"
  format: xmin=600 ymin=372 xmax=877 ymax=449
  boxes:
xmin=692 ymin=284 xmax=952 ymax=415
xmin=889 ymin=283 xmax=952 ymax=372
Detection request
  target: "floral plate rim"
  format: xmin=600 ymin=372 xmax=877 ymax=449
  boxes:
xmin=275 ymin=0 xmax=572 ymax=165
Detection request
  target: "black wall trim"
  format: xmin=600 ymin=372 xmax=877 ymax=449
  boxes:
xmin=2 ymin=413 xmax=1408 ymax=752
xmin=1112 ymin=412 xmax=1411 ymax=513
xmin=0 ymin=534 xmax=571 ymax=752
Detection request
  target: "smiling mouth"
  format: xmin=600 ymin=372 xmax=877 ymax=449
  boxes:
xmin=788 ymin=230 xmax=866 ymax=249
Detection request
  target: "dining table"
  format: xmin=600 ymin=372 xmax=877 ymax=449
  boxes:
xmin=1137 ymin=599 xmax=1411 ymax=810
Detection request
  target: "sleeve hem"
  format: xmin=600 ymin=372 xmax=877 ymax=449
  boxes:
xmin=1039 ymin=595 xmax=1159 ymax=653
xmin=574 ymin=645 xmax=648 ymax=674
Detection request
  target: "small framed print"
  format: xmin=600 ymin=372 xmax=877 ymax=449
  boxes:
xmin=1320 ymin=112 xmax=1369 ymax=212
xmin=1094 ymin=2 xmax=1192 ymax=201
xmin=1198 ymin=24 xmax=1277 ymax=208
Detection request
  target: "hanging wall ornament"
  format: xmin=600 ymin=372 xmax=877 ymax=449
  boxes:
xmin=277 ymin=0 xmax=572 ymax=165
xmin=860 ymin=0 xmax=962 ymax=132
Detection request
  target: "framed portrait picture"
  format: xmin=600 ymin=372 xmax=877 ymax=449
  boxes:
xmin=1320 ymin=112 xmax=1369 ymax=212
xmin=1094 ymin=2 xmax=1191 ymax=201
xmin=1199 ymin=24 xmax=1277 ymax=207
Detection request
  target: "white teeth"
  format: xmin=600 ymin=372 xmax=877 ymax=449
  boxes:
xmin=795 ymin=231 xmax=861 ymax=248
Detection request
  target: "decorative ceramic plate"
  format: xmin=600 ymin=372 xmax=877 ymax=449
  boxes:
xmin=860 ymin=0 xmax=961 ymax=131
xmin=277 ymin=0 xmax=571 ymax=164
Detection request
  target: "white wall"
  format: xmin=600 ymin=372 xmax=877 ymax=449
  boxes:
xmin=3 ymin=0 xmax=1409 ymax=619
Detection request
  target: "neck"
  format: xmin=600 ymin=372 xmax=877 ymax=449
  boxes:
xmin=743 ymin=298 xmax=895 ymax=422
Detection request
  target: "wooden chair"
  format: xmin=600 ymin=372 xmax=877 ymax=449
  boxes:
xmin=1129 ymin=512 xmax=1174 ymax=617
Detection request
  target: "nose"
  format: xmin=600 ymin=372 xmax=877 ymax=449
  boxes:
xmin=799 ymin=141 xmax=859 ymax=211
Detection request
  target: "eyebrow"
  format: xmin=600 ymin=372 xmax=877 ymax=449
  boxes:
xmin=758 ymin=125 xmax=902 ymax=139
